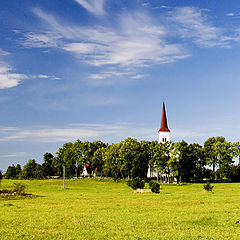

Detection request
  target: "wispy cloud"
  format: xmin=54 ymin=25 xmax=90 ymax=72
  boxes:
xmin=226 ymin=13 xmax=235 ymax=17
xmin=17 ymin=6 xmax=240 ymax=87
xmin=86 ymin=70 xmax=145 ymax=86
xmin=0 ymin=152 xmax=27 ymax=158
xmin=0 ymin=62 xmax=60 ymax=90
xmin=0 ymin=49 xmax=10 ymax=56
xmin=0 ymin=123 xmax=155 ymax=143
xmin=0 ymin=63 xmax=28 ymax=89
xmin=22 ymin=8 xmax=189 ymax=68
xmin=75 ymin=0 xmax=105 ymax=16
xmin=170 ymin=7 xmax=232 ymax=48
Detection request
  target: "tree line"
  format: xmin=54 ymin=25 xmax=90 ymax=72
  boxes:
xmin=2 ymin=136 xmax=240 ymax=182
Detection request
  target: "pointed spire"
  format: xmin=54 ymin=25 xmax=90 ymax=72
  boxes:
xmin=159 ymin=102 xmax=170 ymax=132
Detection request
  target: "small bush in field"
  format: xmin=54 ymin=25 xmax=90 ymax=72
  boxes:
xmin=13 ymin=182 xmax=27 ymax=195
xmin=129 ymin=177 xmax=145 ymax=190
xmin=149 ymin=180 xmax=155 ymax=188
xmin=203 ymin=181 xmax=214 ymax=192
xmin=149 ymin=181 xmax=160 ymax=193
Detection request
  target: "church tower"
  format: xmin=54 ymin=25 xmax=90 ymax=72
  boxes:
xmin=158 ymin=102 xmax=170 ymax=143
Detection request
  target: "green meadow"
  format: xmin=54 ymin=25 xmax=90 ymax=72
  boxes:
xmin=1 ymin=179 xmax=240 ymax=240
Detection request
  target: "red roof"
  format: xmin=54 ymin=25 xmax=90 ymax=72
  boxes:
xmin=159 ymin=102 xmax=170 ymax=132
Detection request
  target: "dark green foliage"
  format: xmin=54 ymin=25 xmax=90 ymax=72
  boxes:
xmin=12 ymin=182 xmax=27 ymax=195
xmin=149 ymin=181 xmax=160 ymax=193
xmin=5 ymin=164 xmax=21 ymax=179
xmin=149 ymin=180 xmax=155 ymax=188
xmin=231 ymin=165 xmax=240 ymax=182
xmin=128 ymin=177 xmax=145 ymax=190
xmin=4 ymin=137 xmax=238 ymax=182
xmin=42 ymin=152 xmax=55 ymax=178
xmin=20 ymin=159 xmax=43 ymax=179
xmin=204 ymin=181 xmax=214 ymax=191
xmin=0 ymin=170 xmax=2 ymax=185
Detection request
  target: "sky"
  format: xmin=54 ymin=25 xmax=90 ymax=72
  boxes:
xmin=1 ymin=0 xmax=240 ymax=171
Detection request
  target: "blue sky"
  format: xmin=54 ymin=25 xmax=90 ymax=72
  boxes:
xmin=1 ymin=0 xmax=240 ymax=171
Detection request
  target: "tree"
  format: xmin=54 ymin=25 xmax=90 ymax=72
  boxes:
xmin=91 ymin=147 xmax=106 ymax=176
xmin=154 ymin=142 xmax=172 ymax=182
xmin=55 ymin=142 xmax=76 ymax=178
xmin=233 ymin=142 xmax=240 ymax=165
xmin=5 ymin=164 xmax=21 ymax=179
xmin=72 ymin=140 xmax=107 ymax=177
xmin=5 ymin=165 xmax=17 ymax=179
xmin=103 ymin=143 xmax=122 ymax=180
xmin=42 ymin=152 xmax=55 ymax=178
xmin=21 ymin=159 xmax=43 ymax=179
xmin=188 ymin=143 xmax=206 ymax=181
xmin=170 ymin=140 xmax=197 ymax=183
xmin=0 ymin=170 xmax=2 ymax=185
xmin=204 ymin=137 xmax=225 ymax=177
xmin=119 ymin=138 xmax=148 ymax=179
xmin=231 ymin=164 xmax=240 ymax=182
xmin=213 ymin=141 xmax=234 ymax=179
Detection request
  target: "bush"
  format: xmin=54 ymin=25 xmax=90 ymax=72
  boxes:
xmin=149 ymin=180 xmax=155 ymax=188
xmin=128 ymin=177 xmax=145 ymax=190
xmin=12 ymin=182 xmax=27 ymax=195
xmin=149 ymin=181 xmax=160 ymax=193
xmin=203 ymin=181 xmax=214 ymax=192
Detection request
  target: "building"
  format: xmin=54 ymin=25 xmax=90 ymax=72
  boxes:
xmin=147 ymin=101 xmax=171 ymax=178
xmin=158 ymin=101 xmax=170 ymax=143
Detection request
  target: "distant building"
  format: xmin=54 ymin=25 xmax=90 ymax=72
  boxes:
xmin=147 ymin=101 xmax=171 ymax=178
xmin=158 ymin=101 xmax=170 ymax=143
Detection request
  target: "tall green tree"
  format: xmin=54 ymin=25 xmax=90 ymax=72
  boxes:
xmin=233 ymin=142 xmax=240 ymax=165
xmin=5 ymin=165 xmax=17 ymax=179
xmin=55 ymin=142 xmax=76 ymax=178
xmin=170 ymin=140 xmax=197 ymax=182
xmin=103 ymin=143 xmax=123 ymax=180
xmin=204 ymin=136 xmax=225 ymax=175
xmin=213 ymin=141 xmax=234 ymax=179
xmin=5 ymin=164 xmax=21 ymax=179
xmin=21 ymin=159 xmax=43 ymax=179
xmin=188 ymin=143 xmax=206 ymax=181
xmin=42 ymin=152 xmax=55 ymax=178
xmin=91 ymin=147 xmax=106 ymax=176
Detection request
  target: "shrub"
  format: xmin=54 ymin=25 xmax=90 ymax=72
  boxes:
xmin=203 ymin=181 xmax=214 ymax=192
xmin=150 ymin=181 xmax=160 ymax=193
xmin=13 ymin=182 xmax=27 ymax=195
xmin=129 ymin=177 xmax=145 ymax=190
xmin=149 ymin=180 xmax=155 ymax=188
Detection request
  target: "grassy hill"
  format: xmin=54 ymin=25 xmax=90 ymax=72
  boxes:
xmin=1 ymin=179 xmax=240 ymax=239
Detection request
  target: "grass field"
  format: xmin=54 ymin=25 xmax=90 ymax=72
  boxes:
xmin=1 ymin=179 xmax=240 ymax=239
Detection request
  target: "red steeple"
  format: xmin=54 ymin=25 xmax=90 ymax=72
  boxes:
xmin=159 ymin=102 xmax=170 ymax=132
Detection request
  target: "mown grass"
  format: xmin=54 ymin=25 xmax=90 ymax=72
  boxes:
xmin=1 ymin=179 xmax=240 ymax=239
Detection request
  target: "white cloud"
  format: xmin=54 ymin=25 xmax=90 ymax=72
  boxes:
xmin=0 ymin=152 xmax=27 ymax=158
xmin=22 ymin=32 xmax=61 ymax=48
xmin=0 ymin=63 xmax=28 ymax=89
xmin=170 ymin=7 xmax=231 ymax=48
xmin=75 ymin=0 xmax=105 ymax=16
xmin=25 ymin=8 xmax=189 ymax=68
xmin=0 ymin=61 xmax=61 ymax=90
xmin=0 ymin=123 xmax=155 ymax=143
xmin=226 ymin=13 xmax=234 ymax=17
xmin=0 ymin=49 xmax=10 ymax=56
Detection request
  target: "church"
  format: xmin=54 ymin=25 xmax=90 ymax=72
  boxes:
xmin=158 ymin=101 xmax=170 ymax=143
xmin=147 ymin=101 xmax=171 ymax=178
